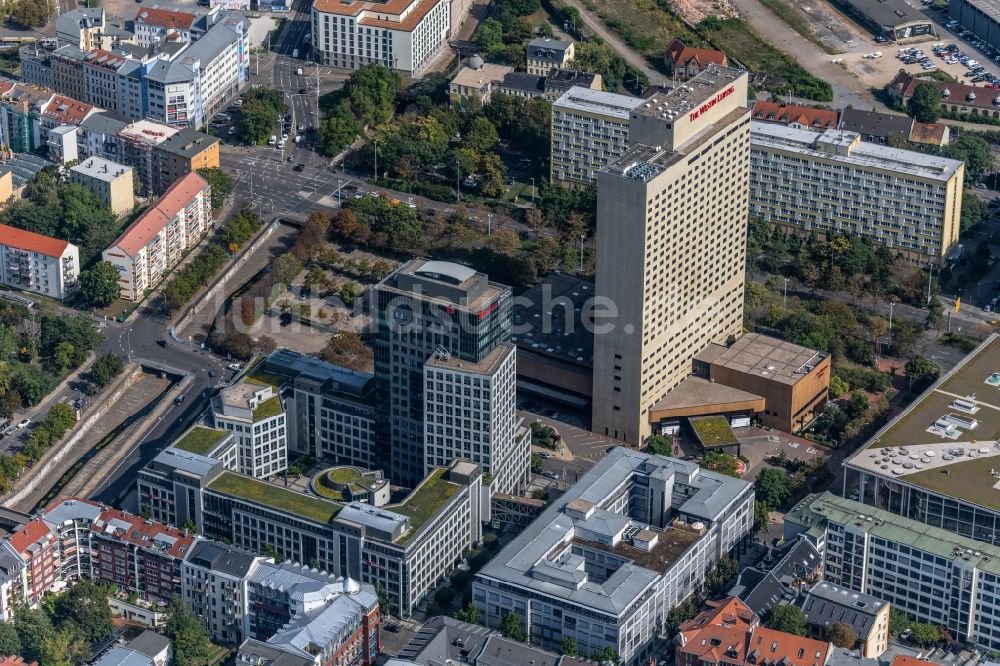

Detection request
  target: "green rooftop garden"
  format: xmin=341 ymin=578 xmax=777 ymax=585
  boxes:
xmin=208 ymin=471 xmax=342 ymax=523
xmin=247 ymin=369 xmax=289 ymax=389
xmin=690 ymin=416 xmax=739 ymax=448
xmin=172 ymin=426 xmax=228 ymax=456
xmin=391 ymin=468 xmax=460 ymax=545
xmin=329 ymin=466 xmax=363 ymax=485
xmin=252 ymin=395 xmax=283 ymax=421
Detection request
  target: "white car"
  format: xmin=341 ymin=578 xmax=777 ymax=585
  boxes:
xmin=268 ymin=135 xmax=277 ymax=145
xmin=228 ymin=126 xmax=236 ymax=135
xmin=16 ymin=419 xmax=30 ymax=429
xmin=227 ymin=363 xmax=242 ymax=371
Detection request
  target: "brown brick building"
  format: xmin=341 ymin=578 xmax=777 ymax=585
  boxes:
xmin=151 ymin=128 xmax=220 ymax=196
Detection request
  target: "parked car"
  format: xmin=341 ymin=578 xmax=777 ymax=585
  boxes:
xmin=268 ymin=135 xmax=277 ymax=145
xmin=228 ymin=363 xmax=242 ymax=371
xmin=16 ymin=419 xmax=29 ymax=429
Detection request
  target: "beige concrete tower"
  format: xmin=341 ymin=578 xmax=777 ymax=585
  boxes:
xmin=592 ymin=66 xmax=750 ymax=444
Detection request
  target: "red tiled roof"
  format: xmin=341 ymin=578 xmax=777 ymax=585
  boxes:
xmin=888 ymin=69 xmax=999 ymax=111
xmin=0 ymin=656 xmax=38 ymax=666
xmin=680 ymin=597 xmax=758 ymax=632
xmin=666 ymin=39 xmax=728 ymax=68
xmin=41 ymin=94 xmax=95 ymax=125
xmin=108 ymin=172 xmax=208 ymax=256
xmin=0 ymin=224 xmax=71 ymax=258
xmin=7 ymin=519 xmax=53 ymax=555
xmin=892 ymin=657 xmax=942 ymax=666
xmin=84 ymin=49 xmax=130 ymax=71
xmin=752 ymin=101 xmax=839 ymax=129
xmin=93 ymin=507 xmax=195 ymax=559
xmin=909 ymin=121 xmax=947 ymax=145
xmin=135 ymin=7 xmax=196 ymax=29
xmin=747 ymin=627 xmax=831 ymax=666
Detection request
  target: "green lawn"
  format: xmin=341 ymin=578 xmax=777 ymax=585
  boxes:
xmin=252 ymin=395 xmax=283 ymax=421
xmin=690 ymin=416 xmax=739 ymax=447
xmin=329 ymin=466 xmax=363 ymax=485
xmin=172 ymin=426 xmax=228 ymax=456
xmin=392 ymin=468 xmax=461 ymax=544
xmin=208 ymin=471 xmax=341 ymax=523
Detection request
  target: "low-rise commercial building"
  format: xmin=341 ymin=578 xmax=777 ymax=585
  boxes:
xmin=70 ymin=156 xmax=135 ymax=217
xmin=749 ymin=121 xmax=964 ymax=265
xmin=786 ymin=492 xmax=1000 ymax=654
xmin=949 ymin=0 xmax=1000 ymax=53
xmin=835 ymin=0 xmax=935 ymax=39
xmin=686 ymin=333 xmax=830 ymax=434
xmin=887 ymin=69 xmax=1000 ymax=120
xmin=838 ymin=107 xmax=949 ymax=148
xmin=311 ymin=0 xmax=451 ymax=77
xmin=500 ymin=68 xmax=602 ymax=101
xmin=473 ymin=449 xmax=754 ymax=665
xmin=526 ymin=37 xmax=574 ymax=75
xmin=0 ymin=224 xmax=80 ymax=299
xmin=257 ymin=349 xmax=377 ymax=467
xmin=550 ymin=86 xmax=642 ymax=187
xmin=102 ymin=171 xmax=212 ymax=300
xmin=211 ymin=380 xmax=288 ymax=479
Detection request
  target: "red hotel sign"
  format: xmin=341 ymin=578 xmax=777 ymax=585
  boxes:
xmin=688 ymin=85 xmax=736 ymax=122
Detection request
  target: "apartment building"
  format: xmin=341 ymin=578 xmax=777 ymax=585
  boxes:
xmin=70 ymin=157 xmax=135 ymax=217
xmin=424 ymin=343 xmax=530 ymax=498
xmin=311 ymin=0 xmax=451 ymax=77
xmin=134 ymin=7 xmax=197 ymax=47
xmin=448 ymin=58 xmax=514 ymax=110
xmin=258 ymin=349 xmax=377 ymax=467
xmin=56 ymin=7 xmax=114 ymax=50
xmin=664 ymin=39 xmax=729 ymax=79
xmin=182 ymin=541 xmax=263 ymax=646
xmin=749 ymin=122 xmax=964 ymax=265
xmin=801 ymin=582 xmax=890 ymax=659
xmin=82 ymin=50 xmax=132 ymax=116
xmin=526 ymin=37 xmax=574 ymax=75
xmin=374 ymin=259 xmax=512 ymax=488
xmin=0 ymin=83 xmax=54 ymax=154
xmin=751 ymin=101 xmax=839 ymax=131
xmin=842 ymin=333 xmax=1000 ymax=545
xmin=151 ymin=129 xmax=220 ymax=195
xmin=50 ymin=47 xmax=89 ymax=104
xmin=550 ymin=86 xmax=643 ymax=187
xmin=210 ymin=380 xmax=287 ymax=479
xmin=0 ymin=498 xmax=195 ymax=618
xmin=102 ymin=171 xmax=212 ymax=301
xmin=473 ymin=449 xmax=754 ymax=666
xmin=0 ymin=225 xmax=80 ymax=300
xmin=592 ymin=66 xmax=750 ymax=444
xmin=118 ymin=119 xmax=181 ymax=194
xmin=786 ymin=492 xmax=1000 ymax=653
xmin=78 ymin=112 xmax=128 ymax=162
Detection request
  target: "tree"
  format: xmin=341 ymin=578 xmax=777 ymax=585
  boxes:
xmin=766 ymin=604 xmax=808 ymax=636
xmin=753 ymin=500 xmax=771 ymax=536
xmin=164 ymin=596 xmax=213 ymax=666
xmin=54 ymin=579 xmax=114 ymax=643
xmin=320 ymin=101 xmax=362 ymax=155
xmin=342 ymin=64 xmax=403 ymax=127
xmin=828 ymin=622 xmax=858 ymax=649
xmin=755 ymin=468 xmax=790 ymax=508
xmin=80 ymin=261 xmax=120 ymax=307
xmin=943 ymin=135 xmax=994 ymax=182
xmin=14 ymin=607 xmax=56 ymax=664
xmin=454 ymin=602 xmax=480 ymax=624
xmin=0 ymin=622 xmax=21 ymax=657
xmin=908 ymin=622 xmax=941 ymax=646
xmin=197 ymin=167 xmax=235 ymax=208
xmin=889 ymin=609 xmax=911 ymax=635
xmin=91 ymin=352 xmax=124 ymax=387
xmin=39 ymin=629 xmax=88 ymax=666
xmin=829 ymin=375 xmax=850 ymax=399
xmin=908 ymin=83 xmax=942 ymax=123
xmin=376 ymin=582 xmax=393 ymax=616
xmin=960 ymin=189 xmax=990 ymax=231
xmin=561 ymin=636 xmax=578 ymax=657
xmin=645 ymin=435 xmax=673 ymax=456
xmin=321 ymin=331 xmax=372 ymax=371
xmin=701 ymin=450 xmax=741 ymax=478
xmin=182 ymin=518 xmax=198 ymax=534
xmin=272 ymin=252 xmax=303 ymax=287
xmin=10 ymin=0 xmax=49 ymax=26
xmin=236 ymin=99 xmax=281 ymax=145
xmin=499 ymin=613 xmax=525 ymax=642
xmin=905 ymin=355 xmax=939 ymax=391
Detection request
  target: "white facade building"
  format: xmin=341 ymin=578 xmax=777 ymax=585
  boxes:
xmin=473 ymin=449 xmax=754 ymax=666
xmin=423 ymin=343 xmax=530 ymax=498
xmin=0 ymin=224 xmax=80 ymax=300
xmin=102 ymin=171 xmax=212 ymax=301
xmin=211 ymin=381 xmax=288 ymax=479
xmin=312 ymin=0 xmax=450 ymax=76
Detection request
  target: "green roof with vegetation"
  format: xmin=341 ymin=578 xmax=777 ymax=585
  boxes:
xmin=690 ymin=415 xmax=738 ymax=448
xmin=252 ymin=395 xmax=283 ymax=421
xmin=208 ymin=471 xmax=341 ymax=523
xmin=172 ymin=426 xmax=228 ymax=456
xmin=391 ymin=468 xmax=460 ymax=545
xmin=329 ymin=467 xmax=363 ymax=485
xmin=247 ymin=369 xmax=289 ymax=389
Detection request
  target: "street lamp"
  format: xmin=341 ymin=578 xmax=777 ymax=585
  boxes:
xmin=530 ymin=177 xmax=535 ymax=205
xmin=487 ymin=213 xmax=492 ymax=236
xmin=337 ymin=178 xmax=343 ymax=205
xmin=373 ymin=140 xmax=377 ymax=181
xmin=579 ymin=234 xmax=585 ymax=272
xmin=783 ymin=277 xmax=790 ymax=308
xmin=888 ymin=301 xmax=895 ymax=333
